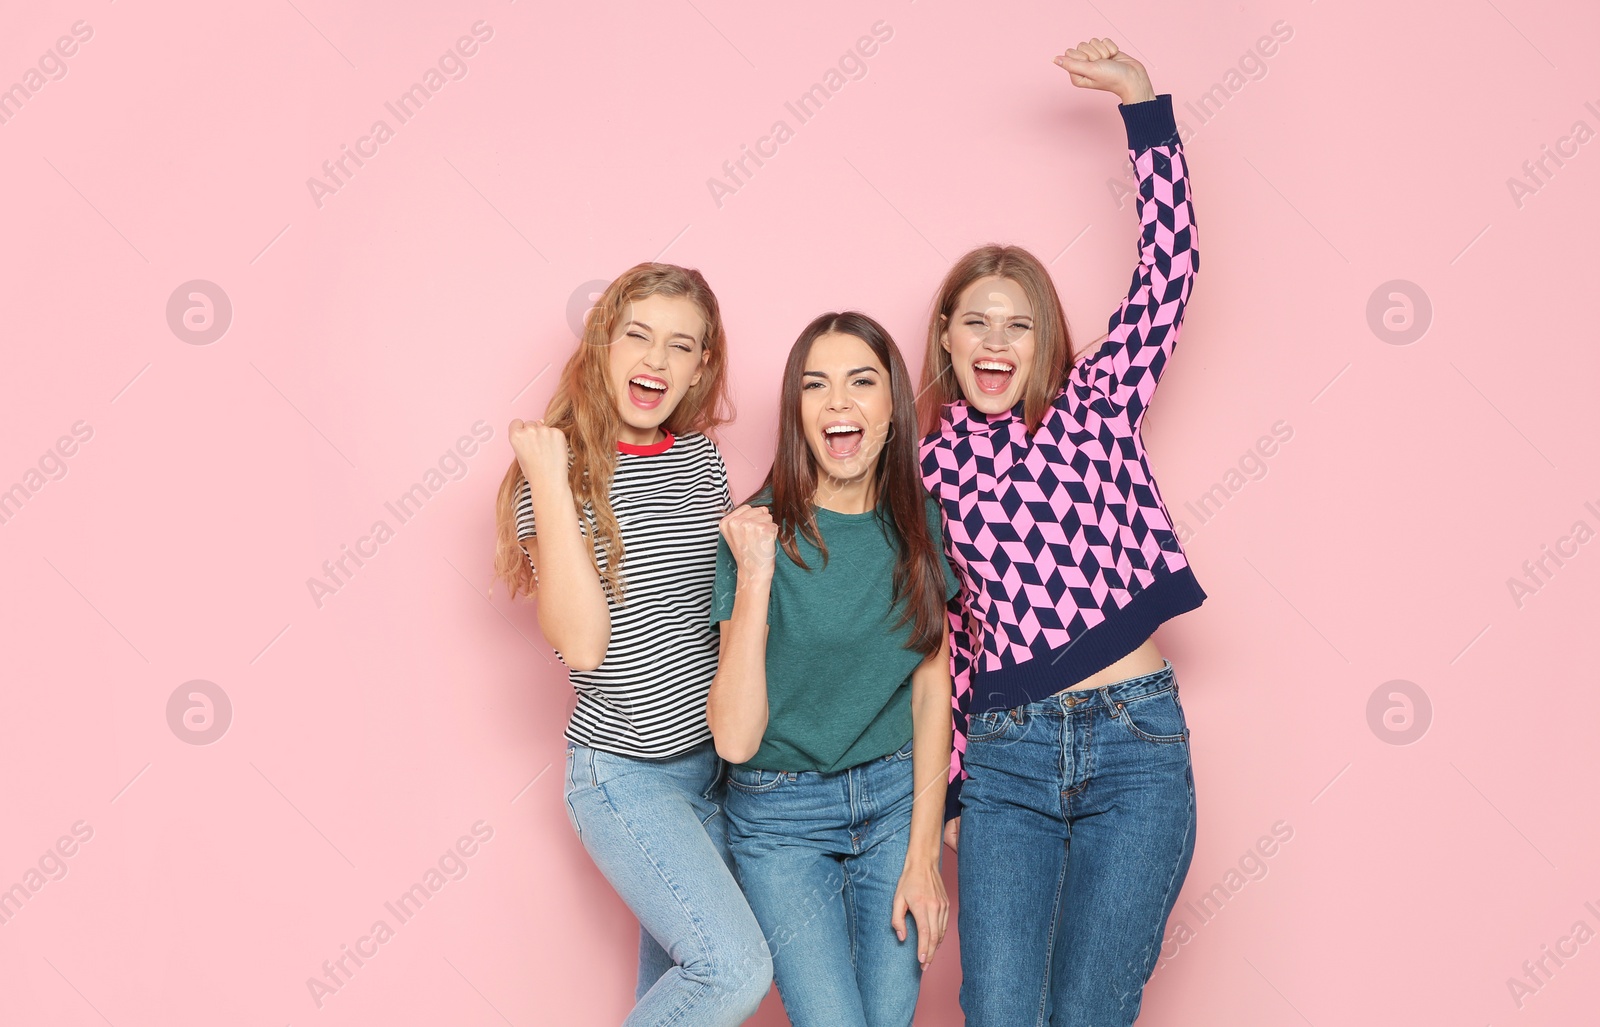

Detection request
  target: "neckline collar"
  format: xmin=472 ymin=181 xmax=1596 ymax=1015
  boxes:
xmin=945 ymin=397 xmax=1025 ymax=433
xmin=617 ymin=429 xmax=675 ymax=456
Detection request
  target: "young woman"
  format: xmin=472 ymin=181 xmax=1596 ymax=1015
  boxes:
xmin=706 ymin=312 xmax=958 ymax=1027
xmin=916 ymin=41 xmax=1204 ymax=1025
xmin=493 ymin=262 xmax=772 ymax=1026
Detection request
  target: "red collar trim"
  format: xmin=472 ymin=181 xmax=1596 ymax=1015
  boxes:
xmin=617 ymin=429 xmax=675 ymax=456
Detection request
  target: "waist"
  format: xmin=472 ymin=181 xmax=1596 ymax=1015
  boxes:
xmin=1054 ymin=637 xmax=1165 ymax=693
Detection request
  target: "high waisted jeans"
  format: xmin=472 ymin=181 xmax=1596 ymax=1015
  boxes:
xmin=563 ymin=738 xmax=773 ymax=1026
xmin=956 ymin=660 xmax=1197 ymax=1027
xmin=722 ymin=737 xmax=928 ymax=1027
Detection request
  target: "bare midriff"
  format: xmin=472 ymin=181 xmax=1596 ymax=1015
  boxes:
xmin=1052 ymin=636 xmax=1165 ymax=694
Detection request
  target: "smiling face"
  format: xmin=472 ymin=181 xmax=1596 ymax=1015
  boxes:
xmin=800 ymin=331 xmax=892 ymax=501
xmin=606 ymin=293 xmax=709 ymax=445
xmin=941 ymin=275 xmax=1036 ymax=415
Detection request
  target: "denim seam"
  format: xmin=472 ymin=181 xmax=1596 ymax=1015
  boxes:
xmin=1116 ymin=746 xmax=1197 ymax=1019
xmin=1037 ymin=711 xmax=1071 ymax=1026
xmin=1036 ymin=834 xmax=1071 ymax=1027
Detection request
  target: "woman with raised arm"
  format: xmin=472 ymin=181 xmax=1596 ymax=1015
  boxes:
xmin=493 ymin=262 xmax=771 ymax=1026
xmin=707 ymin=311 xmax=958 ymax=1027
xmin=917 ymin=40 xmax=1205 ymax=1025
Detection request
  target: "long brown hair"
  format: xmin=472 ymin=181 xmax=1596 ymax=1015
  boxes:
xmin=493 ymin=262 xmax=734 ymax=601
xmin=916 ymin=245 xmax=1077 ymax=438
xmin=757 ymin=311 xmax=946 ymax=655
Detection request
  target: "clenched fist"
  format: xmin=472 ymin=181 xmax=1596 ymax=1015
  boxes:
xmin=720 ymin=503 xmax=778 ymax=576
xmin=508 ymin=418 xmax=570 ymax=498
xmin=1053 ymin=38 xmax=1154 ymax=106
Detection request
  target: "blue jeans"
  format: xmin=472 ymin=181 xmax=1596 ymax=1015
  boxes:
xmin=722 ymin=737 xmax=927 ymax=1027
xmin=956 ymin=660 xmax=1197 ymax=1026
xmin=563 ymin=739 xmax=773 ymax=1026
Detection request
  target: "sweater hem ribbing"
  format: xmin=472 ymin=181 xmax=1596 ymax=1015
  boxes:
xmin=970 ymin=566 xmax=1206 ymax=716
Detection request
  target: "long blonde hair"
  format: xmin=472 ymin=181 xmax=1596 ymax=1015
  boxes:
xmin=492 ymin=262 xmax=734 ymax=601
xmin=916 ymin=245 xmax=1077 ymax=437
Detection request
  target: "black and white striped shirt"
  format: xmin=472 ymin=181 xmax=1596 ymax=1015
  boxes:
xmin=515 ymin=430 xmax=731 ymax=758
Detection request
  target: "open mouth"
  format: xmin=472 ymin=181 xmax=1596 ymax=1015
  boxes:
xmin=972 ymin=358 xmax=1016 ymax=396
xmin=823 ymin=421 xmax=864 ymax=459
xmin=627 ymin=374 xmax=668 ymax=410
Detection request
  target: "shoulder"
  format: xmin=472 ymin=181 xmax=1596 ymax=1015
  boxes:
xmin=672 ymin=431 xmax=730 ymax=472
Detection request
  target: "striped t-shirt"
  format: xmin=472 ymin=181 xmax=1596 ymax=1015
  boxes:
xmin=515 ymin=430 xmax=732 ymax=758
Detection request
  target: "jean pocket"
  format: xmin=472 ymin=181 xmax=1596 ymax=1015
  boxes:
xmin=726 ymin=766 xmax=788 ymax=793
xmin=965 ymin=708 xmax=1016 ymax=744
xmin=1110 ymin=690 xmax=1189 ymax=745
xmin=888 ymin=738 xmax=916 ymax=761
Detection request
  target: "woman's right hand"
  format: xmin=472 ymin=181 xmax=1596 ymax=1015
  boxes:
xmin=508 ymin=418 xmax=570 ymax=497
xmin=721 ymin=504 xmax=778 ymax=577
xmin=1053 ymin=38 xmax=1153 ymax=105
xmin=943 ymin=815 xmax=960 ymax=854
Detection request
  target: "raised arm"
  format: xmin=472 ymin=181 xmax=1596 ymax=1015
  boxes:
xmin=705 ymin=505 xmax=778 ymax=764
xmin=509 ymin=418 xmax=610 ymax=670
xmin=1055 ymin=41 xmax=1198 ymax=430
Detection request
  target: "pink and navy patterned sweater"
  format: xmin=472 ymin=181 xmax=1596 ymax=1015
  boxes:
xmin=919 ymin=94 xmax=1205 ymax=820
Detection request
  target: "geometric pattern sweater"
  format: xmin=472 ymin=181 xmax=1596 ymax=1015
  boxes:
xmin=919 ymin=94 xmax=1206 ymax=820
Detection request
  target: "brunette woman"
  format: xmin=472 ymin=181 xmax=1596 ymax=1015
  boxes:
xmin=707 ymin=311 xmax=958 ymax=1027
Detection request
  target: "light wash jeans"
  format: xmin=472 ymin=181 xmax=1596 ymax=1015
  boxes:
xmin=955 ymin=660 xmax=1197 ymax=1026
xmin=722 ymin=737 xmax=928 ymax=1027
xmin=563 ymin=738 xmax=773 ymax=1026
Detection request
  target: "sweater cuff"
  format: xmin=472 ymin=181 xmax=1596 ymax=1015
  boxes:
xmin=1118 ymin=92 xmax=1179 ymax=150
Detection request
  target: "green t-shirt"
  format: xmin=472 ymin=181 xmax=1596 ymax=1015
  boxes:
xmin=710 ymin=491 xmax=960 ymax=773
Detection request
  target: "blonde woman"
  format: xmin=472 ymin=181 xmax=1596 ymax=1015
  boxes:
xmin=493 ymin=263 xmax=771 ymax=1025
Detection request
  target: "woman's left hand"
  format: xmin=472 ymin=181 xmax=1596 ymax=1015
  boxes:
xmin=1053 ymin=37 xmax=1154 ymax=105
xmin=892 ymin=856 xmax=950 ymax=970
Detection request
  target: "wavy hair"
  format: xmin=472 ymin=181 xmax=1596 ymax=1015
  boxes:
xmin=492 ymin=262 xmax=734 ymax=601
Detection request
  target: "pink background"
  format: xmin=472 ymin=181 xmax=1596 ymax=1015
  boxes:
xmin=3 ymin=0 xmax=1598 ymax=1023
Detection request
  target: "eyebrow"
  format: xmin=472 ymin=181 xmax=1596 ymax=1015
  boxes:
xmin=960 ymin=310 xmax=1034 ymax=320
xmin=803 ymin=366 xmax=880 ymax=378
xmin=623 ymin=320 xmax=698 ymax=342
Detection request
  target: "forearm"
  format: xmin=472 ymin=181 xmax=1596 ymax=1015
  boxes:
xmin=906 ymin=641 xmax=953 ymax=864
xmin=706 ymin=572 xmax=773 ymax=763
xmin=525 ymin=478 xmax=610 ymax=668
